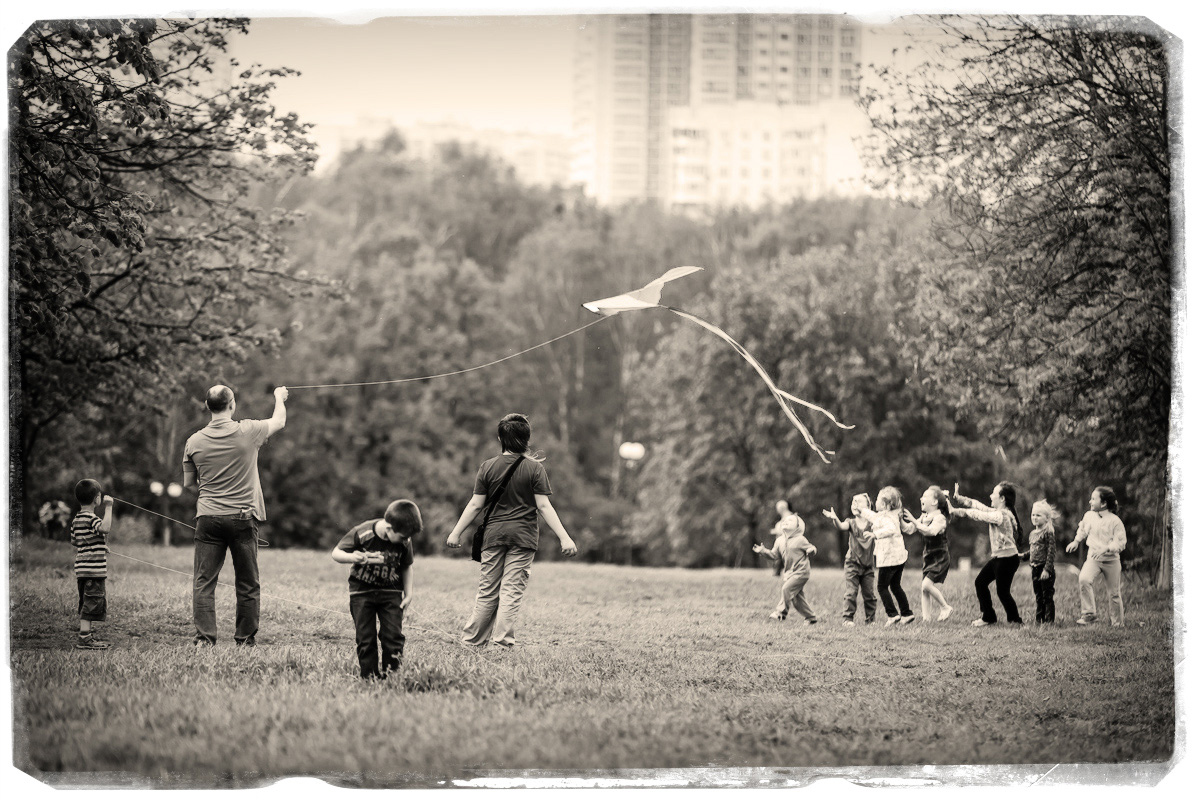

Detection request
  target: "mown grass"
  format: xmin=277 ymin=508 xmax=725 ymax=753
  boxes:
xmin=9 ymin=537 xmax=1175 ymax=786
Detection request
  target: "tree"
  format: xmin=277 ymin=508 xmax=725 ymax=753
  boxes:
xmin=9 ymin=19 xmax=321 ymax=528
xmin=863 ymin=16 xmax=1173 ymax=565
xmin=627 ymin=223 xmax=992 ymax=568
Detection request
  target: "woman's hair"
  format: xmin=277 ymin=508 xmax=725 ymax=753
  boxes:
xmin=1031 ymin=499 xmax=1062 ymax=533
xmin=926 ymin=485 xmax=951 ymax=521
xmin=998 ymin=481 xmax=1024 ymax=546
xmin=876 ymin=486 xmax=902 ymax=511
xmin=1095 ymin=485 xmax=1119 ymax=514
xmin=384 ymin=499 xmax=423 ymax=538
xmin=497 ymin=413 xmax=545 ymax=462
xmin=851 ymin=493 xmax=872 ymax=513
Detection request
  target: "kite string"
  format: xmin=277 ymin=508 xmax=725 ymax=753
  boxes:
xmin=286 ymin=316 xmax=611 ymax=390
xmin=111 ymin=496 xmax=271 ymax=547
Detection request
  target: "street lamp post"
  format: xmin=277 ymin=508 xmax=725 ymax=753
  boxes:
xmin=617 ymin=442 xmax=646 ymax=566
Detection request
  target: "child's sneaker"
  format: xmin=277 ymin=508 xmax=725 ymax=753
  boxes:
xmin=971 ymin=619 xmax=994 ymax=627
xmin=806 ymin=618 xmax=819 ymax=625
xmin=900 ymin=615 xmax=915 ymax=625
xmin=76 ymin=633 xmax=110 ymax=650
xmin=769 ymin=612 xmax=787 ymax=621
xmin=1075 ymin=616 xmax=1094 ymax=626
xmin=937 ymin=605 xmax=954 ymax=622
xmin=884 ymin=616 xmax=900 ymax=627
xmin=842 ymin=620 xmax=855 ymax=627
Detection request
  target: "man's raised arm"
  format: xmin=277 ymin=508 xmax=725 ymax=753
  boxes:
xmin=266 ymin=386 xmax=288 ymax=437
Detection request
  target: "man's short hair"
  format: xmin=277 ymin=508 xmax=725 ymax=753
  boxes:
xmin=206 ymin=385 xmax=235 ymax=413
xmin=384 ymin=499 xmax=423 ymax=539
xmin=74 ymin=479 xmax=103 ymax=506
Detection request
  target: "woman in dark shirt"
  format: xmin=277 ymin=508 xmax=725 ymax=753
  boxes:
xmin=446 ymin=413 xmax=577 ymax=647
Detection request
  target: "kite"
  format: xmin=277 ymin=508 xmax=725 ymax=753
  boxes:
xmin=583 ymin=267 xmax=854 ymax=463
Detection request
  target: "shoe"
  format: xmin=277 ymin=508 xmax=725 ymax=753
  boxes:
xmin=937 ymin=605 xmax=954 ymax=622
xmin=769 ymin=613 xmax=787 ymax=621
xmin=843 ymin=620 xmax=855 ymax=627
xmin=900 ymin=615 xmax=915 ymax=625
xmin=806 ymin=618 xmax=819 ymax=625
xmin=235 ymin=636 xmax=256 ymax=647
xmin=76 ymin=634 xmax=110 ymax=650
xmin=1111 ymin=622 xmax=1124 ymax=628
xmin=884 ymin=616 xmax=899 ymax=627
xmin=194 ymin=637 xmax=215 ymax=647
xmin=1075 ymin=617 xmax=1094 ymax=626
xmin=971 ymin=619 xmax=993 ymax=627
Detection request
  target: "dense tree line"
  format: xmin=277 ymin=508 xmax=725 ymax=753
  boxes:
xmin=11 ymin=17 xmax=1172 ymax=577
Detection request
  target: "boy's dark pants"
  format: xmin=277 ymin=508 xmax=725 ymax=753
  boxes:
xmin=350 ymin=589 xmax=405 ymax=678
xmin=975 ymin=555 xmax=1022 ymax=624
xmin=77 ymin=578 xmax=107 ymax=621
xmin=193 ymin=514 xmax=260 ymax=644
xmin=843 ymin=560 xmax=877 ymax=622
xmin=1031 ymin=564 xmax=1055 ymax=623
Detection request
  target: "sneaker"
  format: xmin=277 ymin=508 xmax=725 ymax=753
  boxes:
xmin=900 ymin=615 xmax=915 ymax=625
xmin=769 ymin=613 xmax=787 ymax=621
xmin=806 ymin=618 xmax=819 ymax=625
xmin=1075 ymin=617 xmax=1094 ymax=626
xmin=76 ymin=634 xmax=110 ymax=650
xmin=194 ymin=637 xmax=215 ymax=647
xmin=971 ymin=619 xmax=993 ymax=627
xmin=884 ymin=616 xmax=900 ymax=627
xmin=937 ymin=605 xmax=954 ymax=622
xmin=843 ymin=620 xmax=855 ymax=627
xmin=235 ymin=636 xmax=256 ymax=647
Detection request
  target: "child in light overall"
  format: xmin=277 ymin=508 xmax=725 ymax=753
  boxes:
xmin=823 ymin=493 xmax=878 ymax=627
xmin=752 ymin=514 xmax=819 ymax=624
xmin=902 ymin=486 xmax=954 ymax=622
xmin=1066 ymin=486 xmax=1126 ymax=627
xmin=1027 ymin=499 xmax=1061 ymax=624
xmin=857 ymin=486 xmax=915 ymax=626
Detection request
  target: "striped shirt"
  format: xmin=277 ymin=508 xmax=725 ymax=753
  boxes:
xmin=71 ymin=511 xmax=107 ymax=578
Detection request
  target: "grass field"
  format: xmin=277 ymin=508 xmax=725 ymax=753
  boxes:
xmin=8 ymin=537 xmax=1176 ymax=787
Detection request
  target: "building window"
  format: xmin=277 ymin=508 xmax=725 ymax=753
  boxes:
xmin=840 ymin=68 xmax=854 ymax=79
xmin=819 ymin=67 xmax=832 ymax=79
xmin=818 ymin=50 xmax=833 ymax=62
xmin=797 ymin=34 xmax=810 ymax=45
xmin=819 ymin=34 xmax=833 ymax=46
xmin=798 ymin=66 xmax=811 ymax=78
xmin=780 ymin=33 xmax=789 ymax=40
xmin=840 ymin=84 xmax=856 ymax=96
xmin=819 ymin=17 xmax=833 ymax=29
xmin=841 ymin=33 xmax=856 ymax=46
xmin=840 ymin=51 xmax=854 ymax=62
xmin=780 ymin=65 xmax=788 ymax=73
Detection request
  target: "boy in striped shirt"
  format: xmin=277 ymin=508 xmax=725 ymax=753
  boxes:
xmin=71 ymin=479 xmax=114 ymax=649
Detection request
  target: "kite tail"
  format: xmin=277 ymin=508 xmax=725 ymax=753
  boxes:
xmin=664 ymin=307 xmax=849 ymax=463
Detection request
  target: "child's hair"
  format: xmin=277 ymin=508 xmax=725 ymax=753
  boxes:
xmin=497 ymin=413 xmax=545 ymax=462
xmin=778 ymin=499 xmax=796 ymax=513
xmin=74 ymin=479 xmax=103 ymax=506
xmin=779 ymin=514 xmax=801 ymax=534
xmin=1094 ymin=485 xmax=1119 ymax=514
xmin=926 ymin=485 xmax=951 ymax=520
xmin=997 ymin=481 xmax=1024 ymax=546
xmin=384 ymin=499 xmax=423 ymax=538
xmin=1031 ymin=499 xmax=1062 ymax=533
xmin=850 ymin=493 xmax=872 ymax=513
xmin=876 ymin=486 xmax=902 ymax=511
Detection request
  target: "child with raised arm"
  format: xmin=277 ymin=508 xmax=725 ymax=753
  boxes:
xmin=752 ymin=514 xmax=819 ymax=624
xmin=901 ymin=486 xmax=954 ymax=622
xmin=857 ymin=486 xmax=916 ymax=626
xmin=823 ymin=493 xmax=877 ymax=627
xmin=951 ymin=482 xmax=1024 ymax=627
xmin=1066 ymin=486 xmax=1126 ymax=627
xmin=331 ymin=500 xmax=421 ymax=679
xmin=71 ymin=479 xmax=114 ymax=649
xmin=1027 ymin=499 xmax=1061 ymax=624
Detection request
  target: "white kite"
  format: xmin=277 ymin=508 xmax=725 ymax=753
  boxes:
xmin=583 ymin=267 xmax=854 ymax=463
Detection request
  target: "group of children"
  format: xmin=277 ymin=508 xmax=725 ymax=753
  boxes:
xmin=757 ymin=483 xmax=1129 ymax=629
xmin=65 ymin=473 xmax=1129 ymax=675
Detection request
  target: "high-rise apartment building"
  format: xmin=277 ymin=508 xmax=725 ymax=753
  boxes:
xmin=572 ymin=13 xmax=863 ymax=207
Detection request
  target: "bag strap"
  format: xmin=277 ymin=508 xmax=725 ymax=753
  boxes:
xmin=480 ymin=455 xmax=525 ymax=527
